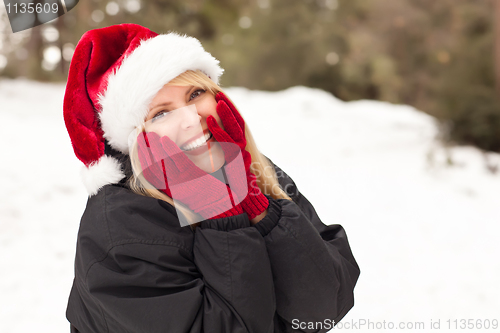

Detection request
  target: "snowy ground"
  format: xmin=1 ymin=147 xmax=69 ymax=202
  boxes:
xmin=0 ymin=78 xmax=499 ymax=332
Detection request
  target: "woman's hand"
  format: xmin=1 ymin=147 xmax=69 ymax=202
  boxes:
xmin=136 ymin=131 xmax=244 ymax=220
xmin=206 ymin=92 xmax=269 ymax=221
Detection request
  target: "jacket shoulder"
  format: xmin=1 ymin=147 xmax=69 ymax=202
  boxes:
xmin=76 ymin=185 xmax=194 ymax=269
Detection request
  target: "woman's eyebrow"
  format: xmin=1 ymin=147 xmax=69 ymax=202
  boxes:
xmin=150 ymin=86 xmax=194 ymax=110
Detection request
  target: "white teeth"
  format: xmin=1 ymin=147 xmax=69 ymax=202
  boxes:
xmin=182 ymin=132 xmax=212 ymax=151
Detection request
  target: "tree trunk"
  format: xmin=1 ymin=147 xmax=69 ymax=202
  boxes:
xmin=56 ymin=17 xmax=65 ymax=75
xmin=25 ymin=26 xmax=43 ymax=79
xmin=495 ymin=0 xmax=500 ymax=96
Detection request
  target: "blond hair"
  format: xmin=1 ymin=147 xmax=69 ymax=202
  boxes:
xmin=128 ymin=70 xmax=291 ymax=231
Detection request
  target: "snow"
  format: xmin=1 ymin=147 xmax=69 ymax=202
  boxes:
xmin=0 ymin=78 xmax=499 ymax=332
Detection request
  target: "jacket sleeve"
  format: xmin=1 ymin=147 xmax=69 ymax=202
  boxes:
xmin=253 ymin=157 xmax=360 ymax=332
xmin=83 ymin=215 xmax=275 ymax=333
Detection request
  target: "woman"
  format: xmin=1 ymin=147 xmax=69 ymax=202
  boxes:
xmin=64 ymin=23 xmax=360 ymax=333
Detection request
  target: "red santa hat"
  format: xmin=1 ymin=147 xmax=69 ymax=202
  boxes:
xmin=63 ymin=23 xmax=224 ymax=196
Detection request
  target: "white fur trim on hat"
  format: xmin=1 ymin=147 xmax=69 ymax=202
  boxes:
xmin=98 ymin=32 xmax=224 ymax=154
xmin=81 ymin=155 xmax=126 ymax=196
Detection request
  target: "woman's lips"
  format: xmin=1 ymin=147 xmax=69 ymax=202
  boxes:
xmin=179 ymin=130 xmax=207 ymax=148
xmin=180 ymin=130 xmax=213 ymax=151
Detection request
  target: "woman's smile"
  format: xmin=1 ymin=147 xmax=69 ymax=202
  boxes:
xmin=181 ymin=130 xmax=214 ymax=152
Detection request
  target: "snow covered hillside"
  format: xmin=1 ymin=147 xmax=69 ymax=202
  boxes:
xmin=0 ymin=79 xmax=499 ymax=332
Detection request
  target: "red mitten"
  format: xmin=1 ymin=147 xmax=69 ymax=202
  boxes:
xmin=206 ymin=92 xmax=269 ymax=220
xmin=136 ymin=131 xmax=244 ymax=220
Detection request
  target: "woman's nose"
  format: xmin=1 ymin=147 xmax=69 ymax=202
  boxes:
xmin=179 ymin=107 xmax=203 ymax=130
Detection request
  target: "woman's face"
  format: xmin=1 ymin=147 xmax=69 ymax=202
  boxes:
xmin=144 ymin=85 xmax=225 ymax=173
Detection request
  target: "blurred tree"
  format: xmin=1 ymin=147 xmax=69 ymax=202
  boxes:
xmin=495 ymin=0 xmax=500 ymax=96
xmin=433 ymin=0 xmax=500 ymax=152
xmin=0 ymin=9 xmax=8 ymax=67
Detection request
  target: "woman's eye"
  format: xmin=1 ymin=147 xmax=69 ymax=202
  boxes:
xmin=152 ymin=111 xmax=168 ymax=122
xmin=190 ymin=89 xmax=205 ymax=100
xmin=150 ymin=89 xmax=205 ymax=122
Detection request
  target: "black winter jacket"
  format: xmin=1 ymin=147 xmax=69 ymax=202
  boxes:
xmin=66 ymin=156 xmax=360 ymax=333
